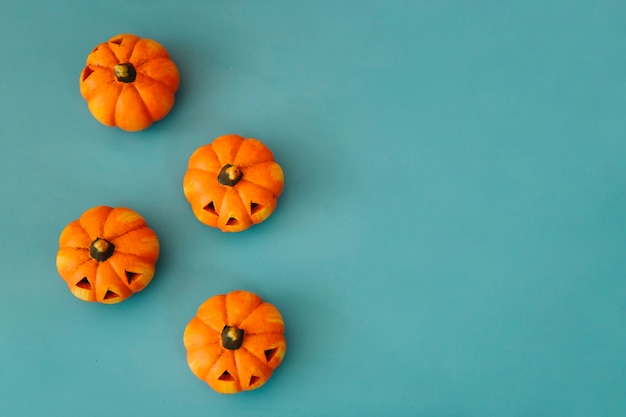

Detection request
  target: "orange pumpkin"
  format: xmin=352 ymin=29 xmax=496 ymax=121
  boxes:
xmin=183 ymin=134 xmax=284 ymax=232
xmin=79 ymin=34 xmax=180 ymax=131
xmin=184 ymin=290 xmax=287 ymax=394
xmin=56 ymin=206 xmax=160 ymax=304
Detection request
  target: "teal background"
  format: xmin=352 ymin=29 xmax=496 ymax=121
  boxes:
xmin=1 ymin=1 xmax=625 ymax=416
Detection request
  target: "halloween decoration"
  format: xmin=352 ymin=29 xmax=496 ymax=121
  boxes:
xmin=183 ymin=134 xmax=284 ymax=232
xmin=184 ymin=290 xmax=287 ymax=394
xmin=56 ymin=206 xmax=160 ymax=304
xmin=79 ymin=34 xmax=180 ymax=131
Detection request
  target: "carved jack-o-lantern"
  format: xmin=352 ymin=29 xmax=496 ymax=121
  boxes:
xmin=183 ymin=134 xmax=284 ymax=232
xmin=183 ymin=290 xmax=287 ymax=393
xmin=56 ymin=206 xmax=160 ymax=304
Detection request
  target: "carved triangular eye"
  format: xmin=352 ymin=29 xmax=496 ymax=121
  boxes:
xmin=125 ymin=271 xmax=141 ymax=285
xmin=76 ymin=277 xmax=92 ymax=290
xmin=203 ymin=202 xmax=217 ymax=215
xmin=82 ymin=67 xmax=94 ymax=81
xmin=250 ymin=202 xmax=264 ymax=215
xmin=249 ymin=375 xmax=261 ymax=386
xmin=264 ymin=348 xmax=278 ymax=363
xmin=218 ymin=370 xmax=235 ymax=381
xmin=103 ymin=290 xmax=120 ymax=300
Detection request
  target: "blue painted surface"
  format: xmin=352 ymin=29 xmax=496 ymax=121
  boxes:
xmin=1 ymin=1 xmax=625 ymax=416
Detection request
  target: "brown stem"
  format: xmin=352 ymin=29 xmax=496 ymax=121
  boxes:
xmin=114 ymin=63 xmax=137 ymax=83
xmin=217 ymin=164 xmax=243 ymax=186
xmin=221 ymin=325 xmax=244 ymax=350
xmin=89 ymin=238 xmax=115 ymax=262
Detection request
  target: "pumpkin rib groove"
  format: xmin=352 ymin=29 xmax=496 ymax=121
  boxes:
xmin=79 ymin=206 xmax=113 ymax=239
xmin=126 ymin=43 xmax=143 ymax=68
xmin=233 ymin=189 xmax=251 ymax=225
xmin=105 ymin=224 xmax=150 ymax=241
xmin=207 ymin=349 xmax=228 ymax=380
xmin=121 ymin=83 xmax=154 ymax=126
xmin=108 ymin=35 xmax=140 ymax=62
xmin=232 ymin=140 xmax=275 ymax=168
xmin=101 ymin=203 xmax=117 ymax=232
xmin=136 ymin=68 xmax=177 ymax=92
xmin=185 ymin=166 xmax=220 ymax=176
xmin=86 ymin=82 xmax=123 ymax=125
xmin=134 ymin=83 xmax=154 ymax=123
xmin=100 ymin=41 xmax=120 ymax=63
xmin=231 ymin=141 xmax=248 ymax=168
xmin=81 ymin=67 xmax=116 ymax=98
xmin=90 ymin=42 xmax=117 ymax=67
xmin=243 ymin=330 xmax=286 ymax=337
xmin=86 ymin=76 xmax=116 ymax=98
xmin=240 ymin=345 xmax=270 ymax=367
xmin=111 ymin=249 xmax=156 ymax=264
xmin=233 ymin=348 xmax=244 ymax=386
xmin=64 ymin=252 xmax=91 ymax=277
xmin=225 ymin=291 xmax=264 ymax=327
xmin=211 ymin=141 xmax=241 ymax=168
xmin=133 ymin=81 xmax=169 ymax=121
xmin=238 ymin=179 xmax=276 ymax=199
xmin=233 ymin=300 xmax=265 ymax=329
xmin=206 ymin=145 xmax=223 ymax=169
xmin=188 ymin=341 xmax=221 ymax=353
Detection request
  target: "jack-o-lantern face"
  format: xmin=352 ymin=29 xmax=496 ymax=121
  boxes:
xmin=183 ymin=290 xmax=287 ymax=394
xmin=55 ymin=206 xmax=160 ymax=304
xmin=183 ymin=134 xmax=284 ymax=232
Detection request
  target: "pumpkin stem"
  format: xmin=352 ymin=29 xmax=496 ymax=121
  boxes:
xmin=114 ymin=63 xmax=137 ymax=83
xmin=89 ymin=238 xmax=115 ymax=262
xmin=217 ymin=164 xmax=243 ymax=186
xmin=221 ymin=325 xmax=245 ymax=350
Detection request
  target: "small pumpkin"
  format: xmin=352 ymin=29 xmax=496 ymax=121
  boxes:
xmin=183 ymin=134 xmax=284 ymax=232
xmin=184 ymin=290 xmax=287 ymax=394
xmin=56 ymin=206 xmax=160 ymax=304
xmin=79 ymin=34 xmax=180 ymax=131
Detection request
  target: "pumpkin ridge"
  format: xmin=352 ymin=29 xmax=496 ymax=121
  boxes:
xmin=185 ymin=166 xmax=221 ymax=178
xmin=85 ymin=82 xmax=123 ymax=124
xmin=243 ymin=330 xmax=285 ymax=337
xmin=238 ymin=179 xmax=276 ymax=198
xmin=128 ymin=39 xmax=171 ymax=68
xmin=188 ymin=340 xmax=221 ymax=352
xmin=136 ymin=68 xmax=177 ymax=92
xmin=232 ymin=347 xmax=245 ymax=390
xmin=88 ymin=42 xmax=117 ymax=67
xmin=232 ymin=187 xmax=252 ymax=225
xmin=111 ymin=250 xmax=156 ymax=264
xmin=63 ymin=251 xmax=91 ymax=276
xmin=108 ymin=35 xmax=140 ymax=62
xmin=232 ymin=142 xmax=275 ymax=168
xmin=100 ymin=41 xmax=118 ymax=61
xmin=207 ymin=349 xmax=230 ymax=381
xmin=233 ymin=301 xmax=266 ymax=329
xmin=124 ymin=83 xmax=154 ymax=124
xmin=231 ymin=140 xmax=248 ymax=168
xmin=240 ymin=345 xmax=272 ymax=368
xmin=104 ymin=223 xmax=149 ymax=241
xmin=81 ymin=66 xmax=117 ymax=97
xmin=224 ymin=291 xmax=265 ymax=327
xmin=207 ymin=144 xmax=228 ymax=168
xmin=133 ymin=81 xmax=171 ymax=121
xmin=79 ymin=206 xmax=114 ymax=240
